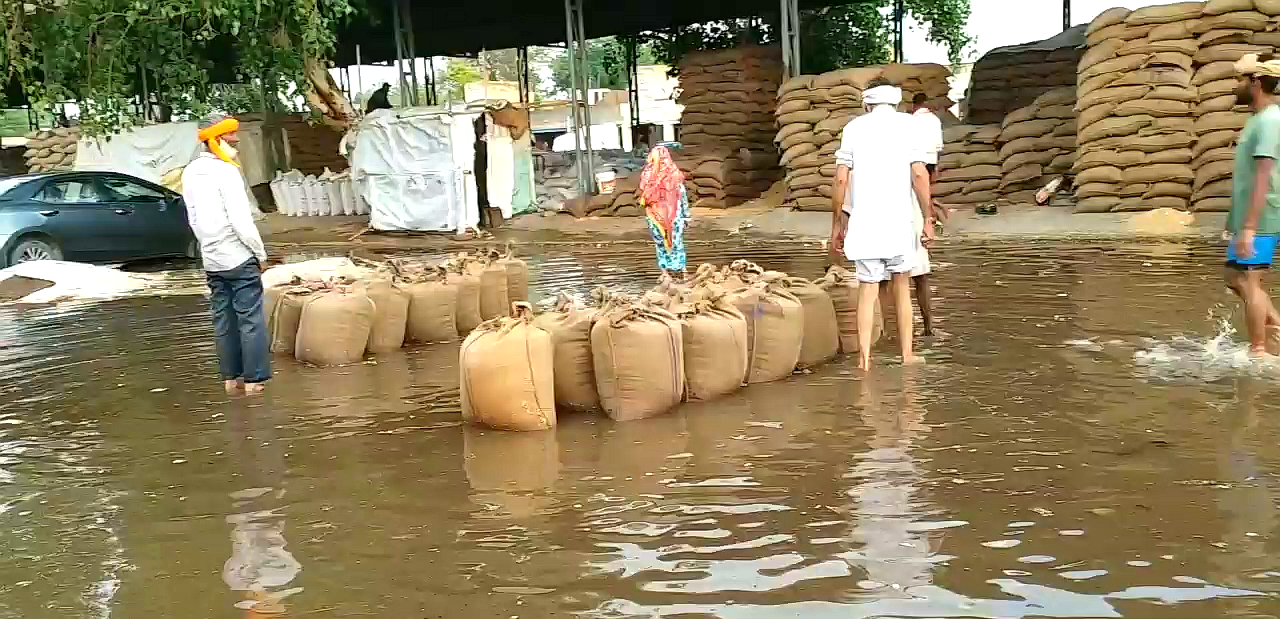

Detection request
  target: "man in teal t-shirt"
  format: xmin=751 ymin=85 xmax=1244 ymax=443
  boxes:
xmin=1227 ymin=53 xmax=1280 ymax=356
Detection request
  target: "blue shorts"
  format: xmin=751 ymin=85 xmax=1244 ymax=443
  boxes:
xmin=1227 ymin=234 xmax=1280 ymax=270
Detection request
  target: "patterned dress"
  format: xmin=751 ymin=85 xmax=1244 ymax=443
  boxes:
xmin=647 ymin=184 xmax=689 ymax=273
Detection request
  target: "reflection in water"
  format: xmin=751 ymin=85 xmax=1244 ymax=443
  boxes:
xmin=841 ymin=370 xmax=935 ymax=595
xmin=222 ymin=404 xmax=301 ymax=615
xmin=2 ymin=240 xmax=1280 ymax=618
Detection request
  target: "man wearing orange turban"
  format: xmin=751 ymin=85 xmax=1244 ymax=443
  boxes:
xmin=182 ymin=115 xmax=272 ymax=393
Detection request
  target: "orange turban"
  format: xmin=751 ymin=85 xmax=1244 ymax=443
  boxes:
xmin=199 ymin=118 xmax=240 ymax=167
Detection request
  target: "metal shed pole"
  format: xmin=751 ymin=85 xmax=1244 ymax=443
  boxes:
xmin=563 ymin=0 xmax=588 ymax=197
xmin=392 ymin=0 xmax=408 ymax=106
xmin=403 ymin=0 xmax=420 ymax=106
xmin=574 ymin=0 xmax=595 ymax=186
xmin=780 ymin=0 xmax=801 ymax=78
xmin=893 ymin=0 xmax=905 ymax=63
xmin=1063 ymin=0 xmax=1071 ymax=30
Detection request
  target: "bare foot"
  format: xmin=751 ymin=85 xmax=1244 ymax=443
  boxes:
xmin=224 ymin=379 xmax=243 ymax=394
xmin=244 ymin=382 xmax=267 ymax=395
xmin=856 ymin=356 xmax=871 ymax=372
xmin=902 ymin=355 xmax=926 ymax=366
xmin=1267 ymin=325 xmax=1280 ymax=356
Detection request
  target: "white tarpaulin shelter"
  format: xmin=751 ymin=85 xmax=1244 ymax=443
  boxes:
xmin=74 ymin=120 xmax=273 ymax=215
xmin=350 ymin=108 xmax=479 ymax=233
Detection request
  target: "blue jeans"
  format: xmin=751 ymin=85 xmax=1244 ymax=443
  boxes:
xmin=207 ymin=258 xmax=272 ymax=383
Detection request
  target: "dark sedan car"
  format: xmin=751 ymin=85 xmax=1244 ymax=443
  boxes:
xmin=0 ymin=171 xmax=196 ymax=268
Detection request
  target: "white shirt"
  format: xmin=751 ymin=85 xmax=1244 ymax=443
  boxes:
xmin=182 ymin=153 xmax=267 ymax=272
xmin=835 ymin=105 xmax=928 ymax=262
xmin=912 ymin=109 xmax=943 ymax=166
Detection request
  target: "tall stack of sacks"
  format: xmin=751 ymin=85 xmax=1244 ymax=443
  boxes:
xmin=774 ymin=64 xmax=952 ymax=211
xmin=673 ymin=148 xmax=782 ymax=209
xmin=1190 ymin=0 xmax=1280 ymax=211
xmin=996 ymin=88 xmax=1079 ymax=202
xmin=962 ymin=27 xmax=1087 ymax=125
xmin=934 ymin=125 xmax=1003 ymax=205
xmin=23 ymin=128 xmax=81 ymax=173
xmin=675 ymin=46 xmax=784 ymax=207
xmin=1073 ymin=4 xmax=1204 ymax=213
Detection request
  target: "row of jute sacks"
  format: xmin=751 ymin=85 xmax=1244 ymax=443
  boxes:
xmin=260 ymin=250 xmax=530 ymax=366
xmin=458 ymin=261 xmax=886 ymax=432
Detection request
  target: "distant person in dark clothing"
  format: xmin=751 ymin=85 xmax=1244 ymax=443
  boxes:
xmin=365 ymin=83 xmax=393 ymax=113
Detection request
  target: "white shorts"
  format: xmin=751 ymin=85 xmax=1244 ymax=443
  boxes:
xmin=909 ymin=246 xmax=931 ymax=277
xmin=854 ymin=254 xmax=917 ymax=284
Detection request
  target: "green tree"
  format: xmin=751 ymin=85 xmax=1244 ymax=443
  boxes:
xmin=549 ymin=37 xmax=656 ymax=95
xmin=435 ymin=58 xmax=485 ymax=102
xmin=0 ymin=0 xmax=362 ymax=135
xmin=645 ymin=0 xmax=971 ymax=75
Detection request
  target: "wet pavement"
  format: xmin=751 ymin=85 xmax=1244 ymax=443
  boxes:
xmin=2 ymin=239 xmax=1280 ymax=618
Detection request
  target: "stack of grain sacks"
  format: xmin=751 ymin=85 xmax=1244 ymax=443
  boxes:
xmin=773 ymin=64 xmax=952 ymax=211
xmin=1189 ymin=0 xmax=1280 ymax=211
xmin=23 ymin=128 xmax=81 ymax=173
xmin=963 ymin=27 xmax=1087 ymax=125
xmin=995 ymin=88 xmax=1079 ymax=202
xmin=1073 ymin=3 xmax=1205 ymax=213
xmin=934 ymin=125 xmax=1003 ymax=205
xmin=674 ymin=46 xmax=784 ymax=208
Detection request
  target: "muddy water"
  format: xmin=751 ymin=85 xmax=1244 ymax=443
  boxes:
xmin=3 ymin=239 xmax=1280 ymax=618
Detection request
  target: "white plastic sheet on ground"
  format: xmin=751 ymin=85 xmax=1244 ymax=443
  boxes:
xmin=350 ymin=109 xmax=479 ymax=233
xmin=0 ymin=261 xmax=151 ymax=304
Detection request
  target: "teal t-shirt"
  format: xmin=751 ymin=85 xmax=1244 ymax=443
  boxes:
xmin=1229 ymin=104 xmax=1280 ymax=235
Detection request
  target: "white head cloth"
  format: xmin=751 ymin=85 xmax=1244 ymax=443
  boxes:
xmin=864 ymin=85 xmax=903 ymax=106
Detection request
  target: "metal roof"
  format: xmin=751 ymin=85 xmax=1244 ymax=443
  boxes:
xmin=333 ymin=0 xmax=867 ymax=66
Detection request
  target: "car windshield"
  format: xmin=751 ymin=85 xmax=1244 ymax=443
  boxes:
xmin=0 ymin=176 xmax=39 ymax=197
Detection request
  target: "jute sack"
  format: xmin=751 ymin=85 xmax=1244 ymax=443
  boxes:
xmin=446 ymin=261 xmax=483 ymax=334
xmin=1146 ymin=182 xmax=1194 ymax=198
xmin=1195 ymin=159 xmax=1236 ymax=191
xmin=1194 ymin=42 xmax=1268 ymax=64
xmin=819 ymin=265 xmax=883 ymax=354
xmin=1079 ymin=39 xmax=1126 ymax=73
xmin=295 ymin=287 xmax=376 ymax=366
xmin=1193 ymin=145 xmax=1234 ymax=168
xmin=1194 ymin=129 xmax=1238 ymax=157
xmin=1197 ymin=94 xmax=1238 ymax=114
xmin=1077 ymin=165 xmax=1124 ymax=185
xmin=1090 ymin=7 xmax=1132 ymax=34
xmin=938 ymin=164 xmax=1003 ymax=183
xmin=964 ymin=178 xmax=1003 ymax=193
xmin=1079 ymin=85 xmax=1151 ymax=110
xmin=267 ymin=286 xmax=313 ymax=354
xmin=359 ymin=278 xmax=411 ymax=353
xmin=1001 ymin=119 xmax=1063 ymax=142
xmin=1123 ymin=163 xmax=1194 ymax=185
xmin=1201 ymin=77 xmax=1240 ymax=99
xmin=1079 ymin=102 xmax=1121 ymax=132
xmin=1197 ymin=28 xmax=1253 ymax=46
xmin=1205 ymin=0 xmax=1255 ymax=15
xmin=1191 ymin=10 xmax=1271 ymax=33
xmin=781 ymin=276 xmax=840 ymax=369
xmin=1079 ymin=115 xmax=1155 ymax=143
xmin=1194 ymin=197 xmax=1233 ymax=211
xmin=728 ymin=274 xmax=804 ymax=384
xmin=532 ymin=293 xmax=600 ymax=412
xmin=1194 ymin=61 xmax=1235 ymax=85
xmin=1076 ymin=182 xmax=1117 ymax=199
xmin=470 ymin=257 xmax=510 ymax=320
xmin=1114 ymin=98 xmax=1193 ymax=117
xmin=496 ymin=246 xmax=530 ymax=305
xmin=1194 ymin=178 xmax=1233 ymax=199
xmin=1075 ymin=196 xmax=1121 ymax=212
xmin=962 ymin=151 xmax=1002 ymax=167
xmin=1148 ymin=147 xmax=1194 ymax=164
xmin=1195 ymin=111 xmax=1247 ymax=134
xmin=677 ymin=287 xmax=749 ymax=401
xmin=404 ymin=272 xmax=459 ymax=343
xmin=591 ymin=300 xmax=685 ymax=421
xmin=459 ymin=303 xmax=555 ymax=431
xmin=1125 ymin=2 xmax=1207 ymax=25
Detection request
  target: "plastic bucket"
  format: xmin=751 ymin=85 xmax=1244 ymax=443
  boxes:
xmin=595 ymin=170 xmax=617 ymax=194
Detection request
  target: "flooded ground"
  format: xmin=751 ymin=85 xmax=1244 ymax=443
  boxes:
xmin=3 ymin=239 xmax=1280 ymax=618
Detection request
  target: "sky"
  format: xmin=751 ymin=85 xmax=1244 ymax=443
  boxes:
xmin=905 ymin=0 xmax=1150 ymax=64
xmin=339 ymin=0 xmax=1154 ymax=102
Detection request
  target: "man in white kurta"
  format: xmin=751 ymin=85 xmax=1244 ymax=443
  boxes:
xmin=830 ymin=83 xmax=934 ymax=369
xmin=910 ymin=93 xmax=944 ymax=336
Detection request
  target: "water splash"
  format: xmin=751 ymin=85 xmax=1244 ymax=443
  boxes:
xmin=1133 ymin=306 xmax=1280 ymax=382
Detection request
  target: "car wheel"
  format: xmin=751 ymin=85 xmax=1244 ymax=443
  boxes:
xmin=9 ymin=237 xmax=63 ymax=265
